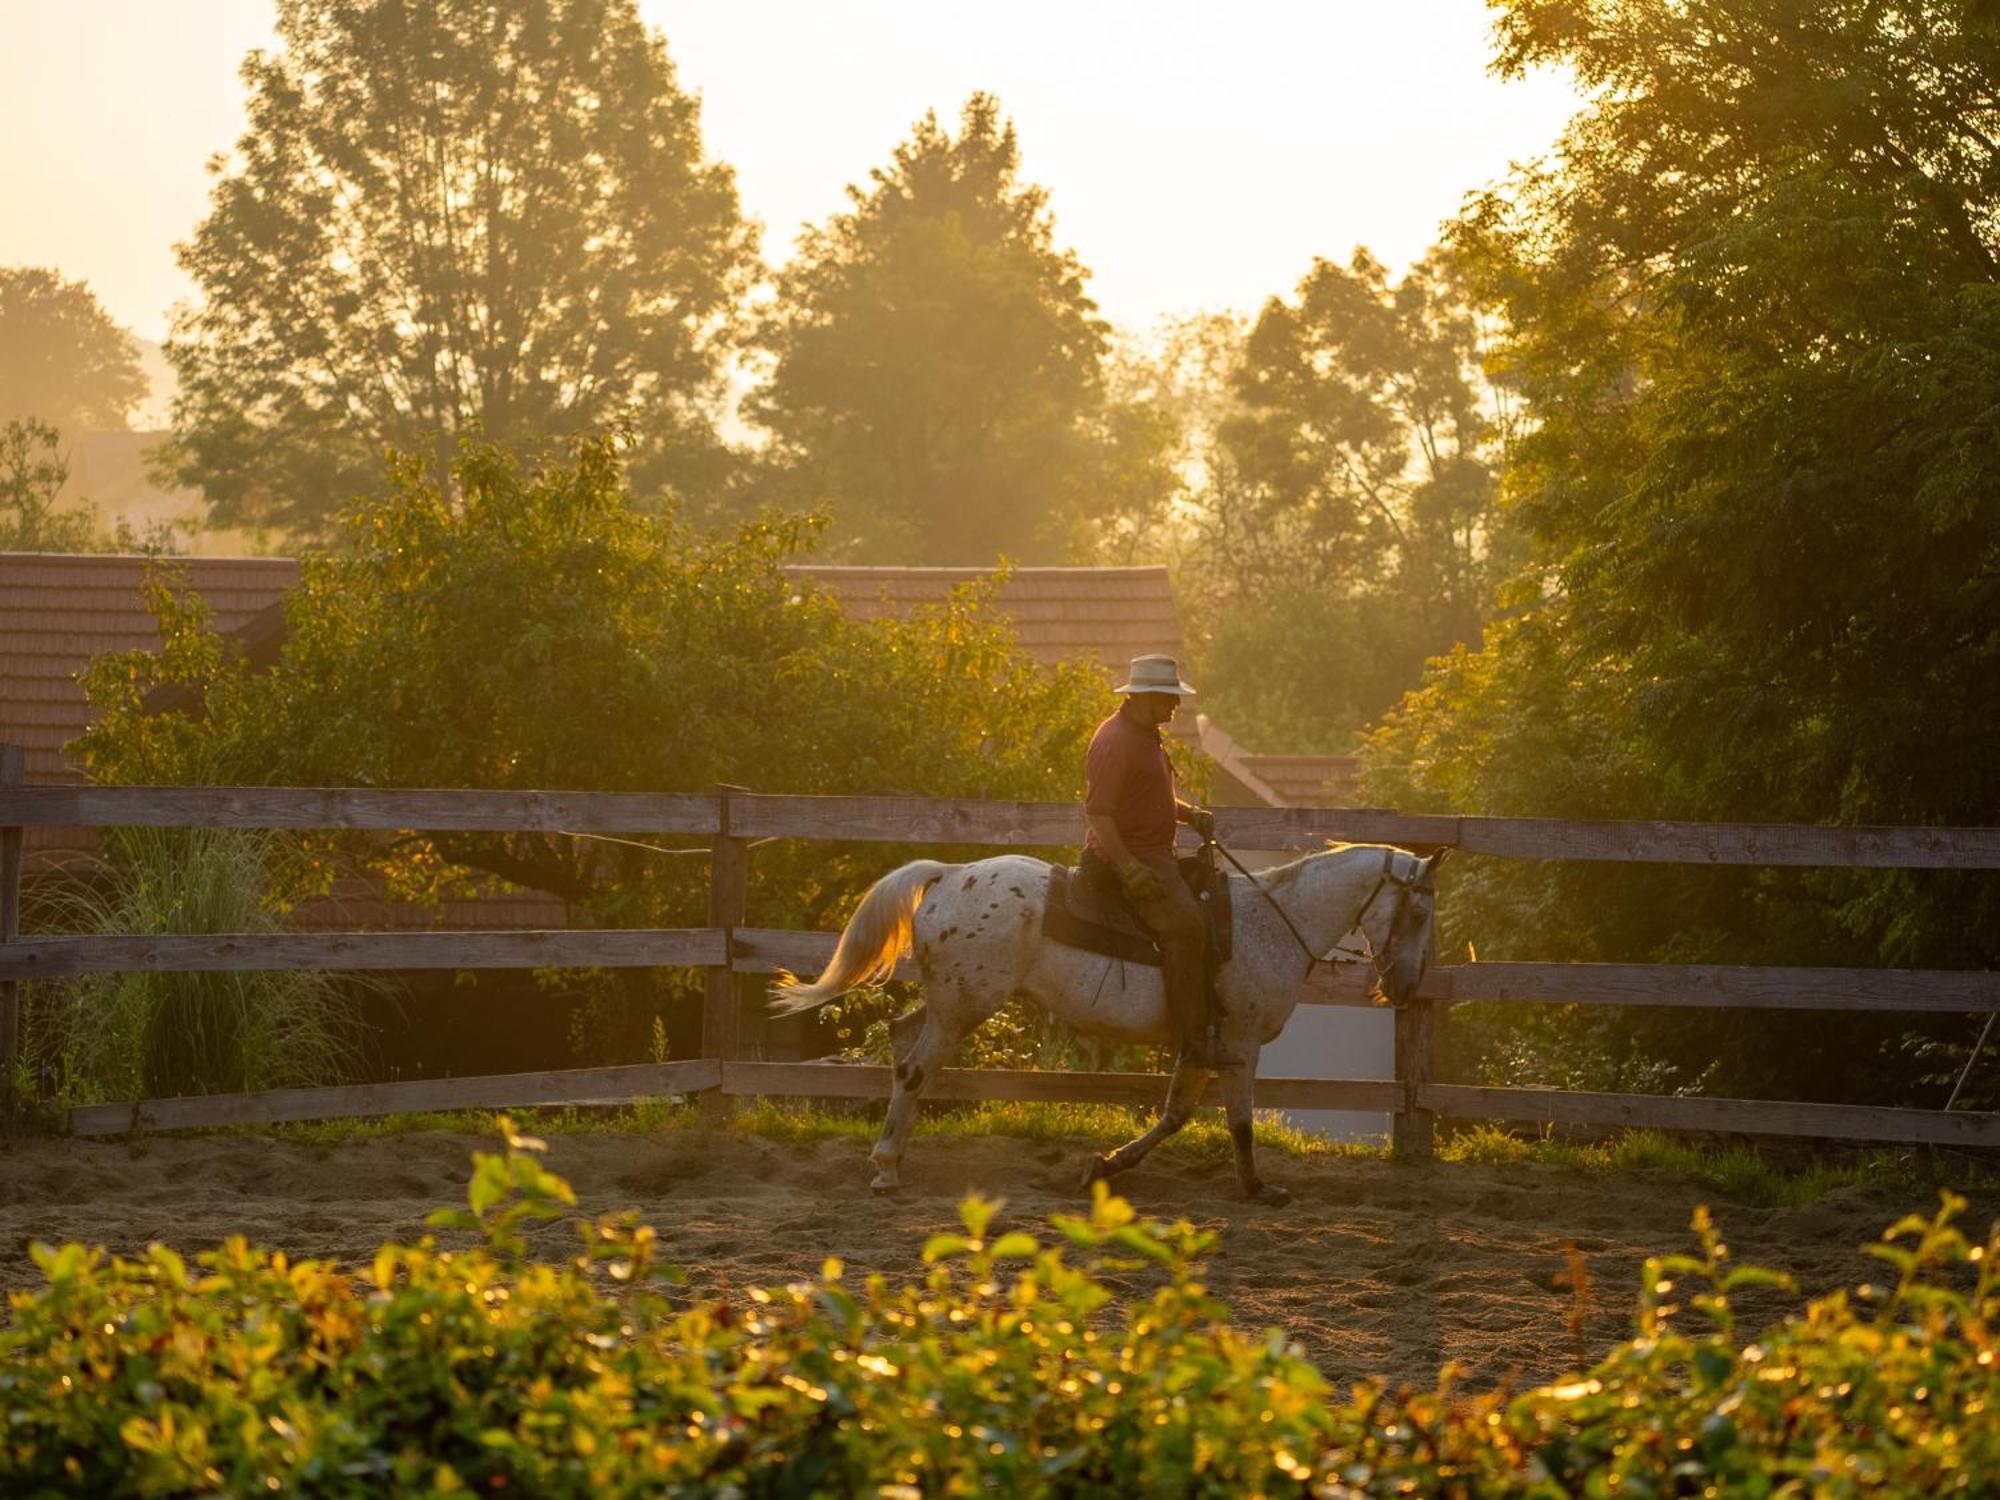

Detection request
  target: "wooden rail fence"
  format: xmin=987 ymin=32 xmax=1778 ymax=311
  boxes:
xmin=3 ymin=767 xmax=1996 ymax=1155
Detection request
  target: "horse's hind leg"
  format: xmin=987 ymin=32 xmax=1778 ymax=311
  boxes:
xmin=1082 ymin=1064 xmax=1210 ymax=1188
xmin=1222 ymin=1053 xmax=1291 ymax=1206
xmin=870 ymin=1008 xmax=961 ymax=1194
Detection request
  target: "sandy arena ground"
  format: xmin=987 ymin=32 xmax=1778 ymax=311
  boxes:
xmin=2 ymin=1126 xmax=1990 ymax=1391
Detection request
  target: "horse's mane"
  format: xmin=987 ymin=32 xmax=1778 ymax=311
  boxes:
xmin=1257 ymin=839 xmax=1365 ymax=891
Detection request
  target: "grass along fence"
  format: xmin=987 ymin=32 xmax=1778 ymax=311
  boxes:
xmin=1 ymin=763 xmax=1997 ymax=1152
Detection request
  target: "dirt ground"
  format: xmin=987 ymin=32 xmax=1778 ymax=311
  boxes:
xmin=2 ymin=1125 xmax=1989 ymax=1391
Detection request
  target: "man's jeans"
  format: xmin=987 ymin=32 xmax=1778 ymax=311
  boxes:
xmin=1114 ymin=850 xmax=1213 ymax=1060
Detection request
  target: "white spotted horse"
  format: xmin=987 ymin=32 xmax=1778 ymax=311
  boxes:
xmin=769 ymin=840 xmax=1443 ymax=1203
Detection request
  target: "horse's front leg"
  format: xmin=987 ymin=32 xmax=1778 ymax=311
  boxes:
xmin=1083 ymin=1062 xmax=1210 ymax=1188
xmin=1222 ymin=1050 xmax=1291 ymax=1205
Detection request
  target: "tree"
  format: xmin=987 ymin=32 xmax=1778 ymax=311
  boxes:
xmin=1137 ymin=253 xmax=1515 ymax=752
xmin=159 ymin=0 xmax=758 ymax=537
xmin=1218 ymin=249 xmax=1510 ymax=643
xmin=0 ymin=418 xmax=180 ymax=554
xmin=0 ymin=267 xmax=145 ymax=432
xmin=754 ymin=94 xmax=1160 ymax=563
xmin=0 ymin=419 xmax=94 ymax=552
xmin=1361 ymin=0 xmax=2000 ymax=1105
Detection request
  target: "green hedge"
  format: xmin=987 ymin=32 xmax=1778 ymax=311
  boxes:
xmin=2 ymin=1122 xmax=1993 ymax=1496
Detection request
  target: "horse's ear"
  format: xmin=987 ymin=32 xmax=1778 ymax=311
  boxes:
xmin=1418 ymin=848 xmax=1449 ymax=886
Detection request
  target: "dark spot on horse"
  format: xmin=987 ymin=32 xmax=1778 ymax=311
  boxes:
xmin=987 ymin=902 xmax=999 ymax=911
xmin=1008 ymin=886 xmax=1024 ymax=898
xmin=961 ymin=875 xmax=978 ymax=892
xmin=939 ymin=926 xmax=957 ymax=942
xmin=1230 ymin=1120 xmax=1254 ymax=1154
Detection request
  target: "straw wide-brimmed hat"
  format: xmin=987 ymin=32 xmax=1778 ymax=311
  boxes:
xmin=1112 ymin=653 xmax=1197 ymax=697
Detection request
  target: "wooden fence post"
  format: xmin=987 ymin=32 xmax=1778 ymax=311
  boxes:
xmin=1393 ymin=997 xmax=1437 ymax=1160
xmin=702 ymin=785 xmax=750 ymax=1118
xmin=1 ymin=744 xmax=24 ymax=1116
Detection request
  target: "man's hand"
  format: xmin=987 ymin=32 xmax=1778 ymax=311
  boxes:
xmin=1120 ymin=862 xmax=1169 ymax=906
xmin=1188 ymin=806 xmax=1217 ymax=840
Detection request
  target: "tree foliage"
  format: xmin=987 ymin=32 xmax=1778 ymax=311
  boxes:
xmin=1362 ymin=0 xmax=2000 ymax=1102
xmin=754 ymin=94 xmax=1164 ymax=563
xmin=159 ymin=0 xmax=758 ymax=537
xmin=0 ymin=266 xmax=145 ymax=432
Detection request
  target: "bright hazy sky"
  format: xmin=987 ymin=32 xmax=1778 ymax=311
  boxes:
xmin=0 ymin=0 xmax=1579 ymax=348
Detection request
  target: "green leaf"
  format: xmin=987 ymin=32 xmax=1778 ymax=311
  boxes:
xmin=1690 ymin=1345 xmax=1734 ymax=1390
xmin=957 ymin=1194 xmax=999 ymax=1239
xmin=467 ymin=1165 xmax=505 ymax=1217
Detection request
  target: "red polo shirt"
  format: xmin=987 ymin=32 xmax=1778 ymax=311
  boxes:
xmin=1082 ymin=710 xmax=1177 ymax=858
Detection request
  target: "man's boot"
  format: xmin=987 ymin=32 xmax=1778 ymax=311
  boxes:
xmin=1180 ymin=1016 xmax=1244 ymax=1071
xmin=1202 ymin=953 xmax=1242 ymax=1070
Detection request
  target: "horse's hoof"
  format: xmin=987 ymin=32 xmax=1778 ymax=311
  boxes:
xmin=870 ymin=1174 xmax=900 ymax=1195
xmin=1247 ymin=1181 xmax=1292 ymax=1207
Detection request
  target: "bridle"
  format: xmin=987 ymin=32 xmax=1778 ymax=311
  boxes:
xmin=1213 ymin=841 xmax=1432 ymax=981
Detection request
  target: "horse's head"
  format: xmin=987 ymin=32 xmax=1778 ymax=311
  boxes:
xmin=1358 ymin=847 xmax=1445 ymax=1005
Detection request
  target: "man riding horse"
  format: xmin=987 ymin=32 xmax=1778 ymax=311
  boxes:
xmin=1079 ymin=654 xmax=1240 ymax=1071
xmin=770 ymin=656 xmax=1444 ymax=1198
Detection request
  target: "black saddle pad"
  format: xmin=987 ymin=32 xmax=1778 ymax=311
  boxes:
xmin=1041 ymin=857 xmax=1233 ymax=967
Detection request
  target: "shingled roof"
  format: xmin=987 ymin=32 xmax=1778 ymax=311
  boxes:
xmin=792 ymin=565 xmax=1185 ymax=673
xmin=1239 ymin=753 xmax=1361 ymax=807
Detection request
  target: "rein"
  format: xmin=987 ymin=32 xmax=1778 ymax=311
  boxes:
xmin=1212 ymin=840 xmax=1397 ymax=976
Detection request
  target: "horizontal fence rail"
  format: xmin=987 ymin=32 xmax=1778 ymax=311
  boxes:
xmin=0 ymin=929 xmax=725 ymax=980
xmin=0 ymin=785 xmax=721 ymax=835
xmin=8 ymin=784 xmax=2000 ymax=867
xmin=66 ymin=1064 xmax=2000 ymax=1151
xmin=66 ymin=1062 xmax=1407 ymax=1137
xmin=1429 ymin=962 xmax=2000 ymax=1013
xmin=3 ymin=767 xmax=1996 ymax=1152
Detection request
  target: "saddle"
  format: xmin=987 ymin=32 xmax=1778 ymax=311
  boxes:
xmin=1041 ymin=849 xmax=1233 ymax=967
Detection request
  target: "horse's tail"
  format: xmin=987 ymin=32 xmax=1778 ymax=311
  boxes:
xmin=767 ymin=859 xmax=957 ymax=1015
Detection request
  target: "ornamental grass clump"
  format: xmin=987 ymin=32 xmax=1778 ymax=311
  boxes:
xmin=1 ymin=1120 xmax=1994 ymax=1496
xmin=23 ymin=827 xmax=366 ymax=1104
